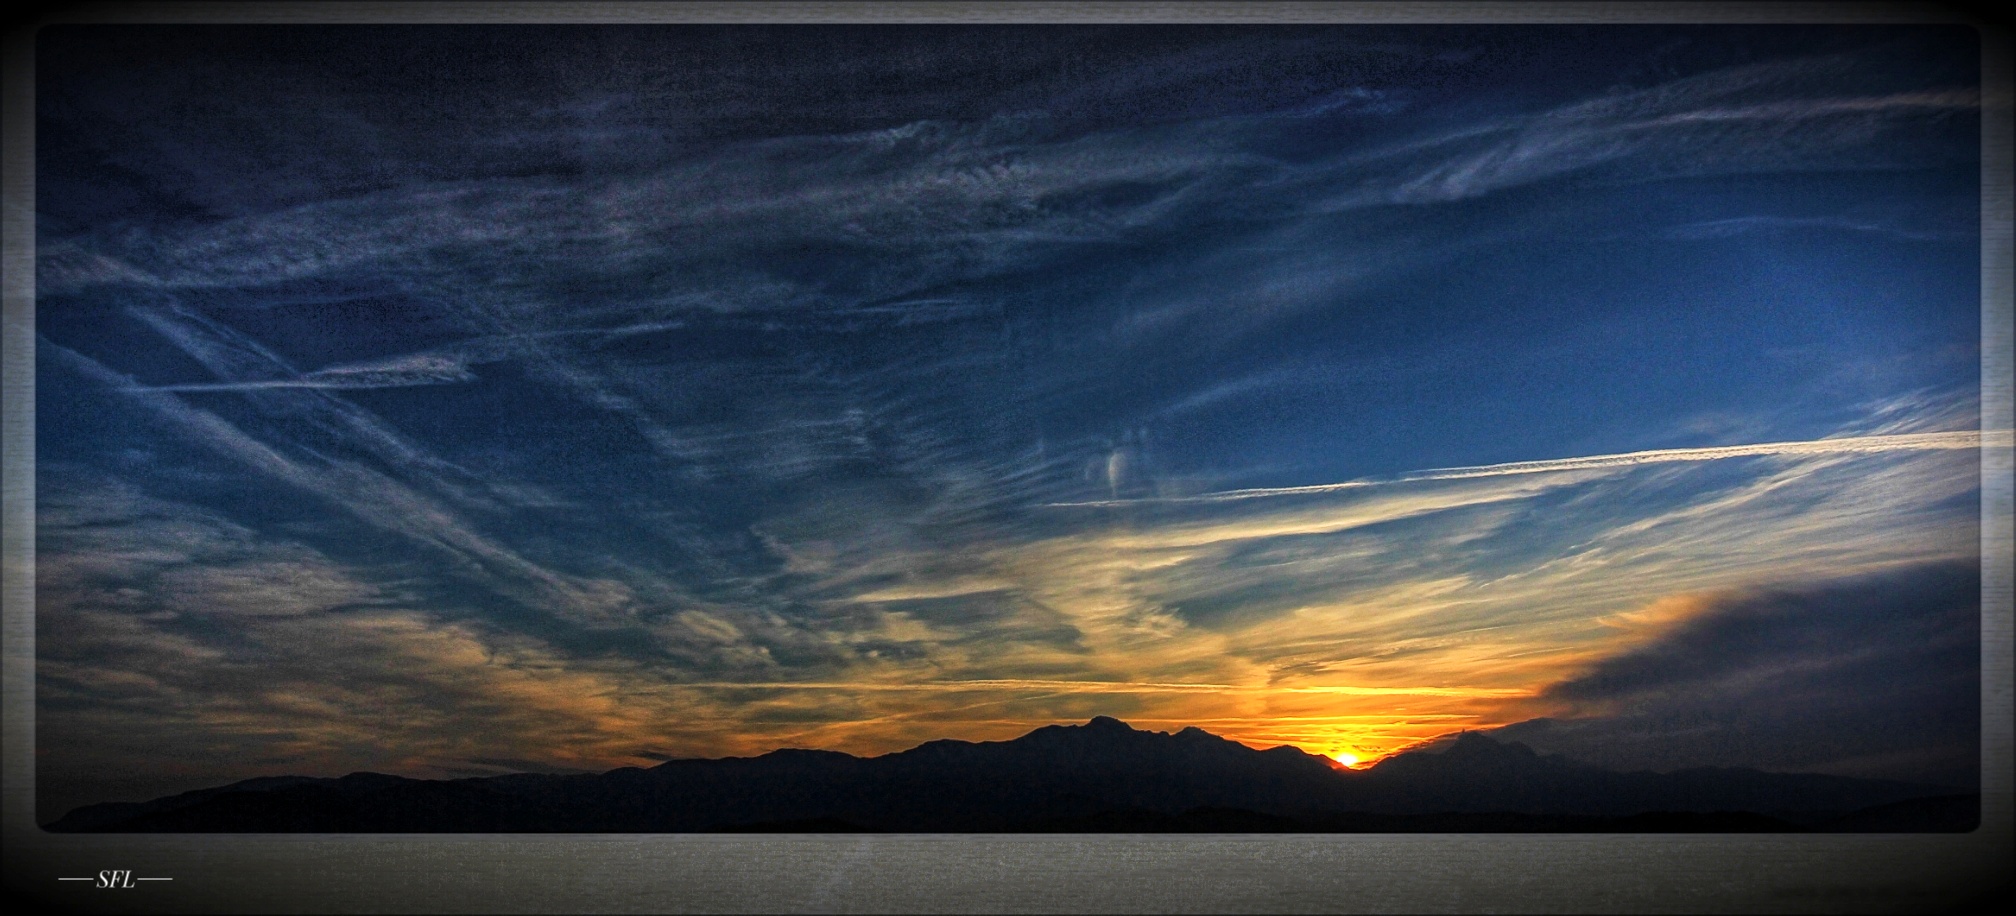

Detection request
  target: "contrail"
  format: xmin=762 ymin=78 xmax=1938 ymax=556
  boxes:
xmin=139 ymin=353 xmax=480 ymax=391
xmin=1047 ymin=429 xmax=2008 ymax=508
xmin=126 ymin=319 xmax=690 ymax=393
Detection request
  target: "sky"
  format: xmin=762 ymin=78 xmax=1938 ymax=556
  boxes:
xmin=32 ymin=24 xmax=1990 ymax=817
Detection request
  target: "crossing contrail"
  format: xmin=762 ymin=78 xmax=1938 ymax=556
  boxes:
xmin=1047 ymin=429 xmax=2008 ymax=508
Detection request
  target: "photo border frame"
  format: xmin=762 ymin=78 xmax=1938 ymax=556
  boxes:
xmin=3 ymin=3 xmax=2009 ymax=912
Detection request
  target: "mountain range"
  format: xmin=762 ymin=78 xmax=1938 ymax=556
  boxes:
xmin=45 ymin=717 xmax=1975 ymax=832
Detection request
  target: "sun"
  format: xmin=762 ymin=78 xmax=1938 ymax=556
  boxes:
xmin=1329 ymin=751 xmax=1362 ymax=768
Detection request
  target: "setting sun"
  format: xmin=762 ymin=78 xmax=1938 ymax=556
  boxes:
xmin=1330 ymin=752 xmax=1362 ymax=768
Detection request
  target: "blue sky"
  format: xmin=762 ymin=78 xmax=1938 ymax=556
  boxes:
xmin=34 ymin=24 xmax=1987 ymax=815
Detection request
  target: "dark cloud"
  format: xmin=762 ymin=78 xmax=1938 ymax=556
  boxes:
xmin=1493 ymin=560 xmax=1980 ymax=788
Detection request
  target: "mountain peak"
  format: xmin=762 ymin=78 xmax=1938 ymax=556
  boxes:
xmin=1084 ymin=715 xmax=1133 ymax=732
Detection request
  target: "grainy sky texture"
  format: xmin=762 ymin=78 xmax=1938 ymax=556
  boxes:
xmin=34 ymin=24 xmax=1988 ymax=817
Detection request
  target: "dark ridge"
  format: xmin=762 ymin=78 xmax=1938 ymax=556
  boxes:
xmin=45 ymin=718 xmax=1959 ymax=833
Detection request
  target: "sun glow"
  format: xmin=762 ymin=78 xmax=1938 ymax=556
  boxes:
xmin=1330 ymin=751 xmax=1362 ymax=767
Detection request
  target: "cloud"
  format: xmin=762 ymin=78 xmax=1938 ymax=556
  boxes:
xmin=1657 ymin=215 xmax=1954 ymax=241
xmin=33 ymin=479 xmax=837 ymax=811
xmin=45 ymin=339 xmax=665 ymax=631
xmin=34 ymin=423 xmax=1984 ymax=813
xmin=36 ymin=472 xmax=401 ymax=620
xmin=1055 ymin=473 xmax=1578 ymax=550
xmin=37 ymin=34 xmax=1983 ymax=517
xmin=113 ymin=307 xmax=551 ymax=512
xmin=1047 ymin=429 xmax=2003 ymax=507
xmin=1299 ymin=56 xmax=1977 ymax=208
xmin=142 ymin=353 xmax=480 ymax=391
xmin=152 ymin=560 xmax=386 ymax=618
xmin=1488 ymin=560 xmax=1980 ymax=788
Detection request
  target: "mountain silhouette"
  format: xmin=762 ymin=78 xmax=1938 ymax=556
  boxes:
xmin=44 ymin=717 xmax=1971 ymax=832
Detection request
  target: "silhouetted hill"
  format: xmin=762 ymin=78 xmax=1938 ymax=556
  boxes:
xmin=45 ymin=717 xmax=1968 ymax=832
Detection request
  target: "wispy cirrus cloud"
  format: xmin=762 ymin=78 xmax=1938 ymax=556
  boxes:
xmin=1046 ymin=429 xmax=2003 ymax=507
xmin=1657 ymin=214 xmax=1958 ymax=241
xmin=128 ymin=319 xmax=697 ymax=392
xmin=1297 ymin=56 xmax=1977 ymax=208
xmin=45 ymin=340 xmax=662 ymax=632
xmin=140 ymin=352 xmax=480 ymax=391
